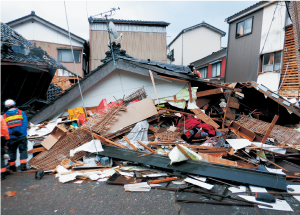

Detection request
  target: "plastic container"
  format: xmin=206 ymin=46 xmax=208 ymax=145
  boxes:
xmin=100 ymin=157 xmax=109 ymax=166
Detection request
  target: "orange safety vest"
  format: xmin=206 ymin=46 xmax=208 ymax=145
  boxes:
xmin=193 ymin=70 xmax=201 ymax=79
xmin=3 ymin=110 xmax=23 ymax=128
xmin=0 ymin=116 xmax=9 ymax=140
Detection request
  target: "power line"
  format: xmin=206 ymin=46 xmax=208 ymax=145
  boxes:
xmin=63 ymin=1 xmax=98 ymax=154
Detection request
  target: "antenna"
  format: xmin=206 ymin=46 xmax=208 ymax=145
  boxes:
xmin=91 ymin=7 xmax=120 ymax=66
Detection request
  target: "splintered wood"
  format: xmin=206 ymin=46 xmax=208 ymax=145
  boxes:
xmin=191 ymin=109 xmax=220 ymax=129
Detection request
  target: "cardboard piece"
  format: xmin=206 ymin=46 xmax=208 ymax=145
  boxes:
xmin=40 ymin=126 xmax=68 ymax=150
xmin=102 ymin=97 xmax=158 ymax=135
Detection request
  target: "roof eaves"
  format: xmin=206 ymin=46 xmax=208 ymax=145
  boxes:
xmin=88 ymin=18 xmax=170 ymax=26
xmin=7 ymin=13 xmax=86 ymax=44
xmin=191 ymin=48 xmax=227 ymax=65
xmin=168 ymin=22 xmax=226 ymax=47
xmin=225 ymin=1 xmax=273 ymax=23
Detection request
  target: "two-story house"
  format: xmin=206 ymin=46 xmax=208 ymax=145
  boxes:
xmin=88 ymin=17 xmax=170 ymax=71
xmin=166 ymin=21 xmax=226 ymax=66
xmin=225 ymin=1 xmax=298 ymax=97
xmin=7 ymin=11 xmax=88 ymax=79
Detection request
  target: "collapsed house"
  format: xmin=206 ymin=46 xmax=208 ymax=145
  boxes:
xmin=12 ymin=41 xmax=300 ymax=211
xmin=1 ymin=22 xmax=71 ymax=117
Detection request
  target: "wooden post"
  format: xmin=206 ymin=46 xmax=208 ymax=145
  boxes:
xmin=259 ymin=115 xmax=279 ymax=161
xmin=188 ymin=82 xmax=193 ymax=103
xmin=149 ymin=70 xmax=159 ymax=104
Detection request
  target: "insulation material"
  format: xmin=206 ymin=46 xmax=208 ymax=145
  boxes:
xmin=159 ymin=86 xmax=198 ymax=109
xmin=70 ymin=139 xmax=103 ymax=157
xmin=118 ymin=120 xmax=149 ymax=150
xmin=236 ymin=115 xmax=300 ymax=146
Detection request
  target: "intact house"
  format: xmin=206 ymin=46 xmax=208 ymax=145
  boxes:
xmin=6 ymin=11 xmax=89 ymax=80
xmin=190 ymin=48 xmax=227 ymax=83
xmin=1 ymin=22 xmax=70 ymax=118
xmin=225 ymin=1 xmax=299 ymax=98
xmin=166 ymin=21 xmax=226 ymax=66
xmin=88 ymin=17 xmax=170 ymax=71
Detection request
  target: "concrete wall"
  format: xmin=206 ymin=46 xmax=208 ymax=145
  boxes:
xmin=225 ymin=9 xmax=264 ymax=82
xmin=56 ymin=69 xmax=186 ymax=116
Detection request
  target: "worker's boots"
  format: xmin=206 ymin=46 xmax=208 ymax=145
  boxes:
xmin=9 ymin=165 xmax=16 ymax=172
xmin=21 ymin=164 xmax=27 ymax=171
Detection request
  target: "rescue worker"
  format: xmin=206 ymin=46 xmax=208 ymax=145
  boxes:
xmin=1 ymin=116 xmax=10 ymax=180
xmin=3 ymin=99 xmax=28 ymax=171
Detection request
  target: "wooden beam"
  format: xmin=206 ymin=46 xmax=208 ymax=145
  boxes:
xmin=123 ymin=136 xmax=138 ymax=151
xmin=92 ymin=132 xmax=127 ymax=148
xmin=176 ymin=144 xmax=192 ymax=160
xmin=148 ymin=177 xmax=178 ymax=184
xmin=156 ymin=107 xmax=194 ymax=116
xmin=27 ymin=147 xmax=46 ymax=154
xmin=149 ymin=70 xmax=159 ymax=104
xmin=156 ymin=74 xmax=189 ymax=83
xmin=196 ymin=88 xmax=223 ymax=97
xmin=191 ymin=109 xmax=220 ymax=129
xmin=188 ymin=82 xmax=193 ymax=102
xmin=137 ymin=141 xmax=157 ymax=153
xmin=252 ymin=151 xmax=288 ymax=172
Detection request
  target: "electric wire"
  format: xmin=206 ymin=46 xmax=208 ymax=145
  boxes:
xmin=63 ymin=1 xmax=99 ymax=154
xmin=246 ymin=2 xmax=279 ymax=82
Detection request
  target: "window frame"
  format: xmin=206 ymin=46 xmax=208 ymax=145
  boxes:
xmin=235 ymin=16 xmax=254 ymax=38
xmin=261 ymin=51 xmax=282 ymax=73
xmin=57 ymin=48 xmax=81 ymax=63
xmin=211 ymin=62 xmax=221 ymax=78
xmin=198 ymin=66 xmax=208 ymax=79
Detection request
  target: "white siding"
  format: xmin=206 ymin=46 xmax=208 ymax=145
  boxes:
xmin=168 ymin=34 xmax=183 ymax=65
xmin=260 ymin=3 xmax=286 ymax=54
xmin=257 ymin=72 xmax=280 ymax=92
xmin=183 ymin=26 xmax=221 ymax=65
xmin=168 ymin=26 xmax=222 ymax=66
xmin=12 ymin=20 xmax=82 ymax=47
xmin=91 ymin=23 xmax=166 ymax=33
xmin=56 ymin=69 xmax=186 ymax=116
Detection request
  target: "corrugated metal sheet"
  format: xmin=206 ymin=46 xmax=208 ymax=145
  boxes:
xmin=91 ymin=23 xmax=166 ymax=33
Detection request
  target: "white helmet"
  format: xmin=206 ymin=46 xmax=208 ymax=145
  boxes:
xmin=5 ymin=99 xmax=16 ymax=108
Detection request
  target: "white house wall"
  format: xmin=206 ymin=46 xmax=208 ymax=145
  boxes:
xmin=12 ymin=21 xmax=82 ymax=46
xmin=259 ymin=3 xmax=286 ymax=54
xmin=183 ymin=26 xmax=221 ymax=66
xmin=169 ymin=34 xmax=183 ymax=65
xmin=257 ymin=72 xmax=280 ymax=92
xmin=57 ymin=69 xmax=186 ymax=116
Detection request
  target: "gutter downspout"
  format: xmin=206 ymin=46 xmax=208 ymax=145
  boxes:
xmin=224 ymin=22 xmax=230 ymax=83
xmin=182 ymin=32 xmax=184 ymax=66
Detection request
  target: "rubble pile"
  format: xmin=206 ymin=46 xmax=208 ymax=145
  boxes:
xmin=25 ymin=84 xmax=300 ymax=212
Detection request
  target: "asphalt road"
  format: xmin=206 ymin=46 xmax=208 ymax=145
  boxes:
xmin=1 ymin=170 xmax=300 ymax=215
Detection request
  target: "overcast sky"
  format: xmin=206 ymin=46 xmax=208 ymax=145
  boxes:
xmin=1 ymin=1 xmax=258 ymax=47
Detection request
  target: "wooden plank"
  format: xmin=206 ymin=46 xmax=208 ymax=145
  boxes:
xmin=196 ymin=88 xmax=223 ymax=97
xmin=156 ymin=107 xmax=194 ymax=116
xmin=191 ymin=109 xmax=220 ymax=129
xmin=138 ymin=141 xmax=157 ymax=153
xmin=92 ymin=132 xmax=127 ymax=148
xmin=27 ymin=147 xmax=46 ymax=154
xmin=261 ymin=115 xmax=279 ymax=144
xmin=156 ymin=75 xmax=189 ymax=83
xmin=176 ymin=144 xmax=192 ymax=160
xmin=148 ymin=177 xmax=178 ymax=184
xmin=123 ymin=136 xmax=138 ymax=151
xmin=228 ymin=101 xmax=240 ymax=109
xmin=188 ymin=82 xmax=193 ymax=102
xmin=149 ymin=70 xmax=159 ymax=104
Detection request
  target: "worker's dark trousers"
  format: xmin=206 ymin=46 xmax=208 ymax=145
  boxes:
xmin=1 ymin=143 xmax=6 ymax=178
xmin=8 ymin=137 xmax=28 ymax=169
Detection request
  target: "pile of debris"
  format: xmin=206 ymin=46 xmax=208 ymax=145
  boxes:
xmin=25 ymin=83 xmax=300 ymax=212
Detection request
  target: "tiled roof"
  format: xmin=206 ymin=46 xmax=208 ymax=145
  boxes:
xmin=1 ymin=22 xmax=67 ymax=69
xmin=225 ymin=1 xmax=268 ymax=23
xmin=88 ymin=17 xmax=170 ymax=26
xmin=168 ymin=21 xmax=226 ymax=47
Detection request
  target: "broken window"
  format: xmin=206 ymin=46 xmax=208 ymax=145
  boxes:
xmin=198 ymin=66 xmax=207 ymax=79
xmin=262 ymin=51 xmax=282 ymax=72
xmin=58 ymin=49 xmax=81 ymax=62
xmin=211 ymin=62 xmax=221 ymax=77
xmin=236 ymin=17 xmax=253 ymax=37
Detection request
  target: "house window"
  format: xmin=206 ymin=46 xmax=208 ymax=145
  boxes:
xmin=198 ymin=67 xmax=207 ymax=79
xmin=262 ymin=51 xmax=282 ymax=72
xmin=167 ymin=49 xmax=175 ymax=61
xmin=211 ymin=62 xmax=221 ymax=77
xmin=285 ymin=2 xmax=292 ymax=26
xmin=57 ymin=69 xmax=74 ymax=77
xmin=236 ymin=17 xmax=253 ymax=37
xmin=58 ymin=49 xmax=81 ymax=62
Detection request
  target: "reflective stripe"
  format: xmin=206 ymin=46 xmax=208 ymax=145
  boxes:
xmin=1 ymin=167 xmax=6 ymax=173
xmin=20 ymin=159 xmax=27 ymax=164
xmin=8 ymin=162 xmax=15 ymax=166
xmin=4 ymin=114 xmax=23 ymax=122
